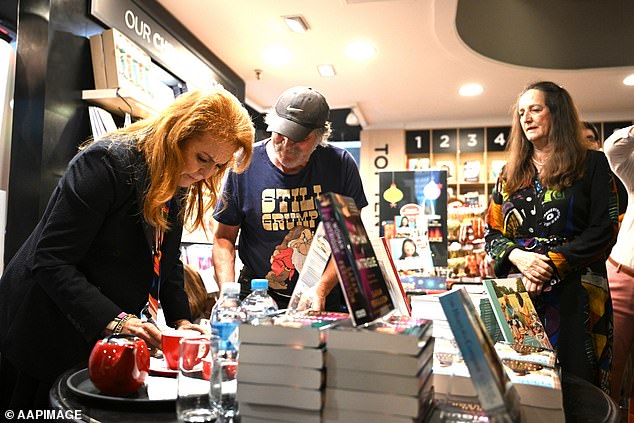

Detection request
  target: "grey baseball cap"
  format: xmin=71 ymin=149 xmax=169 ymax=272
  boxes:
xmin=267 ymin=86 xmax=329 ymax=141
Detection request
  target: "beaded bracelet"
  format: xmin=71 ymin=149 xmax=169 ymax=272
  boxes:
xmin=112 ymin=313 xmax=138 ymax=335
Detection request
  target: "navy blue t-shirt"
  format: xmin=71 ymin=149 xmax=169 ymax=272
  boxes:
xmin=214 ymin=139 xmax=368 ymax=307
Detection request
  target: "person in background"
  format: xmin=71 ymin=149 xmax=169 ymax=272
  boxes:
xmin=399 ymin=216 xmax=410 ymax=227
xmin=183 ymin=263 xmax=217 ymax=323
xmin=583 ymin=121 xmax=629 ymax=224
xmin=212 ymin=86 xmax=367 ymax=311
xmin=582 ymin=121 xmax=602 ymax=150
xmin=603 ymin=124 xmax=634 ymax=407
xmin=0 ymin=87 xmax=254 ymax=410
xmin=485 ymin=81 xmax=618 ymax=393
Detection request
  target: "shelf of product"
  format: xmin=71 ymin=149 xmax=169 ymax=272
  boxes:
xmin=82 ymin=88 xmax=158 ymax=119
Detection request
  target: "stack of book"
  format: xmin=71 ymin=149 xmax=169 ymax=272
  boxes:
xmin=410 ymin=294 xmax=454 ymax=340
xmin=236 ymin=311 xmax=349 ymax=423
xmin=323 ymin=316 xmax=435 ymax=423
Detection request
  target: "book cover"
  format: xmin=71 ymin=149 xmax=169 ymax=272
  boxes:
xmin=438 ymin=289 xmax=516 ymax=420
xmin=239 ymin=311 xmax=349 ymax=348
xmin=89 ymin=34 xmax=107 ymax=89
xmin=490 ymin=159 xmax=507 ymax=181
xmin=239 ymin=343 xmax=325 ymax=369
xmin=326 ymin=315 xmax=432 ymax=355
xmin=370 ymin=237 xmax=411 ymax=315
xmin=483 ymin=278 xmax=552 ymax=349
xmin=237 ymin=362 xmax=324 ymax=389
xmin=462 ymin=160 xmax=481 ymax=183
xmin=287 ymin=222 xmax=332 ymax=312
xmin=317 ymin=192 xmax=394 ymax=326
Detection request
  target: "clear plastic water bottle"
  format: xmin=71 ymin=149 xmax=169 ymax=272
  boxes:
xmin=243 ymin=279 xmax=279 ymax=325
xmin=210 ymin=282 xmax=246 ymax=420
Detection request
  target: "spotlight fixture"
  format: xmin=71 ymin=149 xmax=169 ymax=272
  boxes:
xmin=318 ymin=64 xmax=336 ymax=77
xmin=283 ymin=15 xmax=310 ymax=33
xmin=623 ymin=74 xmax=634 ymax=86
xmin=459 ymin=83 xmax=484 ymax=97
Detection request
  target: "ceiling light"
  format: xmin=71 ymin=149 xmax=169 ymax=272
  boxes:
xmin=318 ymin=64 xmax=336 ymax=77
xmin=459 ymin=83 xmax=484 ymax=97
xmin=346 ymin=41 xmax=376 ymax=60
xmin=262 ymin=46 xmax=291 ymax=65
xmin=283 ymin=15 xmax=310 ymax=33
xmin=623 ymin=74 xmax=634 ymax=86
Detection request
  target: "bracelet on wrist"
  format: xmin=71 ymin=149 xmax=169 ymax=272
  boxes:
xmin=105 ymin=312 xmax=138 ymax=336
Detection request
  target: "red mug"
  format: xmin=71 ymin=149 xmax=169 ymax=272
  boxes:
xmin=88 ymin=334 xmax=150 ymax=396
xmin=161 ymin=329 xmax=201 ymax=370
xmin=180 ymin=336 xmax=211 ymax=371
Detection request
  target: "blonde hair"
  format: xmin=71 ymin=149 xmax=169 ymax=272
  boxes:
xmin=92 ymin=87 xmax=254 ymax=231
xmin=504 ymin=81 xmax=587 ymax=193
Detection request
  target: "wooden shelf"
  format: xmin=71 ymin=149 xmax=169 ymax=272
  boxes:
xmin=82 ymin=88 xmax=158 ymax=119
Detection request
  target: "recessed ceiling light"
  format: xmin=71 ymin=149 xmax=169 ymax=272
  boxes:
xmin=346 ymin=41 xmax=376 ymax=60
xmin=459 ymin=83 xmax=484 ymax=97
xmin=623 ymin=74 xmax=634 ymax=86
xmin=283 ymin=15 xmax=310 ymax=33
xmin=318 ymin=64 xmax=336 ymax=77
xmin=262 ymin=46 xmax=291 ymax=65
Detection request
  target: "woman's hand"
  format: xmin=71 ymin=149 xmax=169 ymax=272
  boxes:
xmin=121 ymin=317 xmax=163 ymax=349
xmin=174 ymin=319 xmax=210 ymax=336
xmin=508 ymin=249 xmax=554 ymax=294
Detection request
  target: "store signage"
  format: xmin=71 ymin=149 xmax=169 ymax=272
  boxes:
xmin=458 ymin=128 xmax=485 ymax=153
xmin=405 ymin=130 xmax=431 ymax=154
xmin=432 ymin=128 xmax=458 ymax=154
xmin=486 ymin=126 xmax=510 ymax=152
xmin=90 ymin=0 xmax=220 ymax=88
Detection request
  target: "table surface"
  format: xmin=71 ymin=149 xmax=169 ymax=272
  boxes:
xmin=50 ymin=368 xmax=620 ymax=423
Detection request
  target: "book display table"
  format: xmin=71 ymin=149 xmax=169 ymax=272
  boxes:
xmin=50 ymin=367 xmax=619 ymax=423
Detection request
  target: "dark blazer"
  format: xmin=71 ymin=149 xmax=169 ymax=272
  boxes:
xmin=0 ymin=139 xmax=191 ymax=382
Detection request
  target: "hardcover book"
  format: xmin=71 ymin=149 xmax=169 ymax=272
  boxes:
xmin=438 ymin=288 xmax=517 ymax=421
xmin=483 ymin=278 xmax=552 ymax=349
xmin=370 ymin=237 xmax=411 ymax=316
xmin=317 ymin=192 xmax=394 ymax=325
xmin=494 ymin=342 xmax=557 ymax=368
xmin=238 ymin=343 xmax=325 ymax=369
xmin=236 ymin=382 xmax=323 ymax=411
xmin=236 ymin=362 xmax=324 ymax=389
xmin=240 ymin=402 xmax=321 ymax=423
xmin=326 ymin=343 xmax=434 ymax=377
xmin=326 ymin=315 xmax=432 ymax=356
xmin=239 ymin=311 xmax=349 ymax=348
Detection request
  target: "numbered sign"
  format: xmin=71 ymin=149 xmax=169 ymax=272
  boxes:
xmin=405 ymin=130 xmax=431 ymax=154
xmin=432 ymin=129 xmax=457 ymax=154
xmin=458 ymin=128 xmax=485 ymax=153
xmin=486 ymin=126 xmax=511 ymax=152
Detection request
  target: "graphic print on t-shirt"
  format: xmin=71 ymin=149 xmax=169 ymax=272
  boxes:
xmin=261 ymin=185 xmax=322 ymax=291
xmin=266 ymin=225 xmax=313 ymax=290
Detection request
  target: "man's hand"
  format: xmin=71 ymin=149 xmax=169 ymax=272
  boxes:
xmin=296 ymin=286 xmax=326 ymax=311
xmin=121 ymin=317 xmax=162 ymax=349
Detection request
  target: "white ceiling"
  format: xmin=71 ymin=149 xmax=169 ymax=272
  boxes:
xmin=156 ymin=0 xmax=634 ymax=130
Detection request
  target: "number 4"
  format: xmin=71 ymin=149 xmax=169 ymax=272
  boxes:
xmin=494 ymin=132 xmax=506 ymax=146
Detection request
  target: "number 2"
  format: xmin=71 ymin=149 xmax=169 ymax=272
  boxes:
xmin=440 ymin=134 xmax=450 ymax=148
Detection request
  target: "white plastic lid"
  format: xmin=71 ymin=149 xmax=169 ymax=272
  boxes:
xmin=222 ymin=282 xmax=241 ymax=295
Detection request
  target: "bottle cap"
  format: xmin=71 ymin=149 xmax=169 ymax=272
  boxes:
xmin=250 ymin=279 xmax=269 ymax=290
xmin=222 ymin=282 xmax=241 ymax=295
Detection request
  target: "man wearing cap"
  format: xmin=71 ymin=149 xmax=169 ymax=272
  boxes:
xmin=212 ymin=86 xmax=367 ymax=310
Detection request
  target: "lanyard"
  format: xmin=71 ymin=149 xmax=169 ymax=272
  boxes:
xmin=147 ymin=201 xmax=171 ymax=322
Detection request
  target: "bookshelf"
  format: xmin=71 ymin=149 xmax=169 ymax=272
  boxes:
xmin=406 ymin=127 xmax=509 ymax=203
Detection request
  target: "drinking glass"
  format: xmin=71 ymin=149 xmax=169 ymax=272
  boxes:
xmin=176 ymin=336 xmax=217 ymax=423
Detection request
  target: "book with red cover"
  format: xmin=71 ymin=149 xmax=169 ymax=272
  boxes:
xmin=317 ymin=192 xmax=394 ymax=326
